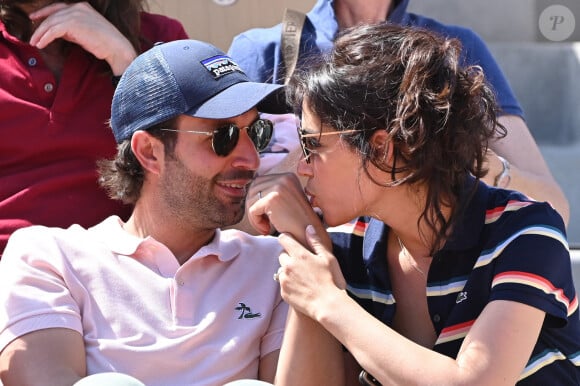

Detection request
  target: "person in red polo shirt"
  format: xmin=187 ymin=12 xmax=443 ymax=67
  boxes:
xmin=0 ymin=1 xmax=188 ymax=256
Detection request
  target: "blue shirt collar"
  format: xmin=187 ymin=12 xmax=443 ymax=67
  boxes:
xmin=308 ymin=0 xmax=411 ymax=41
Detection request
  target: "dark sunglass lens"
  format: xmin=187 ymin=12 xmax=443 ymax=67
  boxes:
xmin=248 ymin=119 xmax=273 ymax=152
xmin=305 ymin=137 xmax=320 ymax=149
xmin=213 ymin=124 xmax=239 ymax=156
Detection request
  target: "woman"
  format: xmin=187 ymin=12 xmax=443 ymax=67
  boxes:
xmin=248 ymin=24 xmax=579 ymax=385
xmin=229 ymin=0 xmax=570 ymax=228
xmin=0 ymin=1 xmax=188 ymax=255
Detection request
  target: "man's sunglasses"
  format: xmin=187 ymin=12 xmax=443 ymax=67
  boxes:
xmin=161 ymin=118 xmax=273 ymax=157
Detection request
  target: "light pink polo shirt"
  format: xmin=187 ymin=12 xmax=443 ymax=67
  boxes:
xmin=0 ymin=216 xmax=288 ymax=386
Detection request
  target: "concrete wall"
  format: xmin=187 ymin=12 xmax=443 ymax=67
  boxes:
xmin=408 ymin=0 xmax=580 ymax=245
xmin=408 ymin=0 xmax=580 ymax=43
xmin=572 ymin=250 xmax=580 ymax=298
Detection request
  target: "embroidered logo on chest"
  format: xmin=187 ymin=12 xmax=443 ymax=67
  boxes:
xmin=235 ymin=302 xmax=262 ymax=319
xmin=456 ymin=291 xmax=468 ymax=304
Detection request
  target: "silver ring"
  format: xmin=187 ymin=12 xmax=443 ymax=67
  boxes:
xmin=273 ymin=272 xmax=279 ymax=282
xmin=258 ymin=191 xmax=262 ymax=199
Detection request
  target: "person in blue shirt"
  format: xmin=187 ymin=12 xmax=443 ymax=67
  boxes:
xmin=228 ymin=0 xmax=569 ymax=226
xmin=245 ymin=23 xmax=580 ymax=385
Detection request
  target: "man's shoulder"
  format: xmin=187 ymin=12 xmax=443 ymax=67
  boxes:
xmin=405 ymin=12 xmax=482 ymax=43
xmin=486 ymin=188 xmax=566 ymax=231
xmin=10 ymin=222 xmax=90 ymax=239
xmin=230 ymin=23 xmax=283 ymax=47
xmin=3 ymin=223 xmax=96 ymax=260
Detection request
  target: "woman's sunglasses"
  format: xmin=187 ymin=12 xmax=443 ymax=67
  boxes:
xmin=297 ymin=127 xmax=362 ymax=164
xmin=161 ymin=118 xmax=273 ymax=157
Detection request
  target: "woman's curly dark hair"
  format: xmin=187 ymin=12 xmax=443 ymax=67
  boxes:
xmin=287 ymin=23 xmax=505 ymax=253
xmin=97 ymin=119 xmax=178 ymax=205
xmin=1 ymin=0 xmax=148 ymax=71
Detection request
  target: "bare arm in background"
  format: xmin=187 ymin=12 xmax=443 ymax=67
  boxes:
xmin=29 ymin=2 xmax=138 ymax=76
xmin=484 ymin=115 xmax=569 ymax=224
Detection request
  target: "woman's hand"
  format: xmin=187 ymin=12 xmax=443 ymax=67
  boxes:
xmin=29 ymin=2 xmax=137 ymax=74
xmin=277 ymin=226 xmax=346 ymax=321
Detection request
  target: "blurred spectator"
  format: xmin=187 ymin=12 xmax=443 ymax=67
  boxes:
xmin=0 ymin=0 xmax=188 ymax=255
xmin=228 ymin=0 xmax=570 ymax=226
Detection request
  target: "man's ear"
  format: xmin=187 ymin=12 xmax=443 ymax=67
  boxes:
xmin=131 ymin=131 xmax=164 ymax=176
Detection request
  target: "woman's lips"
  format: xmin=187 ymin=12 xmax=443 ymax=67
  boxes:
xmin=304 ymin=188 xmax=316 ymax=207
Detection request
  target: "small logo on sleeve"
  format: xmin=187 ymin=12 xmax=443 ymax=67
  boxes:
xmin=235 ymin=302 xmax=262 ymax=319
xmin=201 ymin=55 xmax=244 ymax=79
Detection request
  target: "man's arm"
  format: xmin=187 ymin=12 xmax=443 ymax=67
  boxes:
xmin=258 ymin=350 xmax=279 ymax=384
xmin=485 ymin=115 xmax=570 ymax=224
xmin=274 ymin=309 xmax=345 ymax=386
xmin=0 ymin=328 xmax=86 ymax=386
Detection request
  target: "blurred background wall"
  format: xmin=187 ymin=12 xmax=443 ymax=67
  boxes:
xmin=147 ymin=0 xmax=316 ymax=51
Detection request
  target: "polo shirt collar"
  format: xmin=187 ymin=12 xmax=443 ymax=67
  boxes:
xmin=90 ymin=216 xmax=146 ymax=256
xmin=308 ymin=0 xmax=339 ymax=43
xmin=389 ymin=0 xmax=410 ymax=24
xmin=191 ymin=230 xmax=241 ymax=263
xmin=441 ymin=176 xmax=488 ymax=252
xmin=308 ymin=0 xmax=410 ymax=39
xmin=362 ymin=175 xmax=487 ymax=264
xmin=89 ymin=216 xmax=241 ymax=263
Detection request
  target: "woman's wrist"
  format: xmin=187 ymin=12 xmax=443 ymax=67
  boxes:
xmin=107 ymin=40 xmax=138 ymax=76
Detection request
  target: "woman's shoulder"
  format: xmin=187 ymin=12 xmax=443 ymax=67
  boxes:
xmin=485 ymin=187 xmax=566 ymax=233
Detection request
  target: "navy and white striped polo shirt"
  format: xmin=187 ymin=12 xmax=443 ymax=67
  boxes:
xmin=329 ymin=178 xmax=580 ymax=384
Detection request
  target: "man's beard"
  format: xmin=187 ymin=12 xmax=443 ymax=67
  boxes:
xmin=160 ymin=155 xmax=252 ymax=230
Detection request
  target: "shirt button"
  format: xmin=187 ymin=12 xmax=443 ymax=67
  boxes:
xmin=28 ymin=57 xmax=37 ymax=66
xmin=44 ymin=83 xmax=54 ymax=93
xmin=433 ymin=314 xmax=441 ymax=323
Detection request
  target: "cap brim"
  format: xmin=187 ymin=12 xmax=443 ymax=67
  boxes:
xmin=186 ymin=82 xmax=290 ymax=119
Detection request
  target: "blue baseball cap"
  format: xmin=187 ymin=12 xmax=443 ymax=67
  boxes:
xmin=111 ymin=39 xmax=287 ymax=143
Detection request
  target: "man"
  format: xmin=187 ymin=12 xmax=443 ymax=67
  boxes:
xmin=0 ymin=39 xmax=288 ymax=386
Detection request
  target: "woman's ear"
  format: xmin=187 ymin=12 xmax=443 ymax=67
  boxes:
xmin=131 ymin=131 xmax=164 ymax=176
xmin=370 ymin=129 xmax=393 ymax=163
